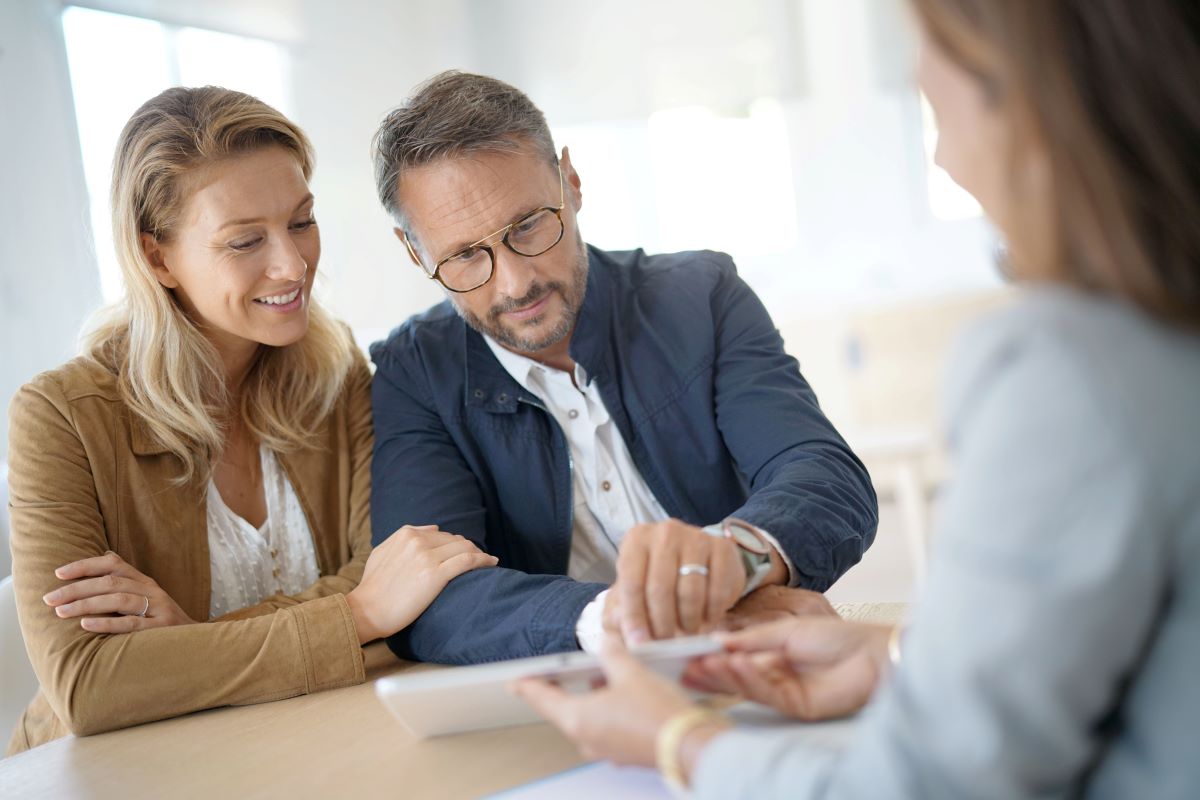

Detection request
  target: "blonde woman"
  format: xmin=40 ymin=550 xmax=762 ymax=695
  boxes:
xmin=6 ymin=86 xmax=497 ymax=754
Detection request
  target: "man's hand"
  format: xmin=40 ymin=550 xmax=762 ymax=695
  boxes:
xmin=718 ymin=584 xmax=838 ymax=632
xmin=607 ymin=519 xmax=749 ymax=643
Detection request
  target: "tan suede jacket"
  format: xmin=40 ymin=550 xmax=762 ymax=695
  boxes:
xmin=6 ymin=349 xmax=373 ymax=754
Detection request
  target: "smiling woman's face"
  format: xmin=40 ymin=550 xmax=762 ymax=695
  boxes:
xmin=143 ymin=145 xmax=319 ymax=357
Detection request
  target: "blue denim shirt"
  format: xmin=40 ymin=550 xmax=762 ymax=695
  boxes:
xmin=369 ymin=246 xmax=878 ymax=664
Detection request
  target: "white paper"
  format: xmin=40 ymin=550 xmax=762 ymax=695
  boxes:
xmin=485 ymin=762 xmax=671 ymax=799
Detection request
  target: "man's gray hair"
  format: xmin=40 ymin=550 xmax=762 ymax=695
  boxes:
xmin=372 ymin=70 xmax=558 ymax=232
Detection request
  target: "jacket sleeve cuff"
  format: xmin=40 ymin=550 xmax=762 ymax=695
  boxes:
xmin=530 ymin=580 xmax=608 ymax=655
xmin=290 ymin=593 xmax=366 ymax=692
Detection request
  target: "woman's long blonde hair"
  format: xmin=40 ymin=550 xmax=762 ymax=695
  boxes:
xmin=84 ymin=86 xmax=353 ymax=486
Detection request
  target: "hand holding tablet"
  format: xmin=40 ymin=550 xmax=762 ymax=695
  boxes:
xmin=376 ymin=636 xmax=720 ymax=739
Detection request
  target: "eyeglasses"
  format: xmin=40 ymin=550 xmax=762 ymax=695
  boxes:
xmin=405 ymin=163 xmax=566 ymax=293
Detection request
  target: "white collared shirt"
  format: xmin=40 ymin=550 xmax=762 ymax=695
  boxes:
xmin=484 ymin=336 xmax=797 ymax=652
xmin=484 ymin=336 xmax=670 ymax=585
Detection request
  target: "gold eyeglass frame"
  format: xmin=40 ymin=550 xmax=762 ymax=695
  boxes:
xmin=404 ymin=163 xmax=566 ymax=293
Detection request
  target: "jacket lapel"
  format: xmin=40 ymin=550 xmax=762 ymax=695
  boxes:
xmin=124 ymin=415 xmax=213 ymax=620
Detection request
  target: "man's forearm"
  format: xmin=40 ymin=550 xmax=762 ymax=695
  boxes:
xmin=392 ymin=567 xmax=607 ymax=664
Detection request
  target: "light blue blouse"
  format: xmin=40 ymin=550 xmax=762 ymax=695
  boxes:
xmin=694 ymin=287 xmax=1200 ymax=799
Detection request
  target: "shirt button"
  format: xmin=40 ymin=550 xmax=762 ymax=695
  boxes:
xmin=601 ymin=480 xmax=612 ymax=492
xmin=272 ymin=568 xmax=280 ymax=578
xmin=568 ymin=409 xmax=579 ymax=419
xmin=270 ymin=549 xmax=278 ymax=559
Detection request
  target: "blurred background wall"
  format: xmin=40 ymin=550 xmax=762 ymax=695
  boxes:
xmin=0 ymin=0 xmax=1012 ymax=599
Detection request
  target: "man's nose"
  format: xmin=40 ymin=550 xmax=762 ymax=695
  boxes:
xmin=489 ymin=246 xmax=535 ymax=301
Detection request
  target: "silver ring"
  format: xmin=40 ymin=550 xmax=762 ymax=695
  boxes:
xmin=136 ymin=596 xmax=149 ymax=618
xmin=678 ymin=564 xmax=709 ymax=578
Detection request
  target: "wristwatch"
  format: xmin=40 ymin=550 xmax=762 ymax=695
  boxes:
xmin=702 ymin=517 xmax=774 ymax=596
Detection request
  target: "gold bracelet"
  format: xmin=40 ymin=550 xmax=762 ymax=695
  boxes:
xmin=656 ymin=707 xmax=729 ymax=793
xmin=888 ymin=624 xmax=904 ymax=667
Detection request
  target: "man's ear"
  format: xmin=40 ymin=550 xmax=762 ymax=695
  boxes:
xmin=140 ymin=232 xmax=179 ymax=289
xmin=395 ymin=227 xmax=425 ymax=267
xmin=560 ymin=146 xmax=582 ymax=212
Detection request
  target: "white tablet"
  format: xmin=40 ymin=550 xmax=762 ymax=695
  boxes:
xmin=375 ymin=636 xmax=721 ymax=739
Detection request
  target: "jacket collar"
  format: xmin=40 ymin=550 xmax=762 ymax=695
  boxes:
xmin=464 ymin=326 xmax=526 ymax=414
xmin=568 ymin=245 xmax=616 ymax=383
xmin=130 ymin=414 xmax=172 ymax=456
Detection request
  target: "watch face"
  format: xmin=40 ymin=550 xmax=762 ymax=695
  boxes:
xmin=725 ymin=520 xmax=771 ymax=556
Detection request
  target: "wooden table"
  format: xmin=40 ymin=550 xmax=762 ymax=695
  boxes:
xmin=0 ymin=603 xmax=905 ymax=800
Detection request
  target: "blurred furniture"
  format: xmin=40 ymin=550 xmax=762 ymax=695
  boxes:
xmin=849 ymin=430 xmax=936 ymax=584
xmin=830 ymin=602 xmax=905 ymax=626
xmin=1 ymin=575 xmax=39 ymax=746
xmin=779 ymin=288 xmax=1012 ymax=585
xmin=0 ymin=605 xmax=904 ymax=796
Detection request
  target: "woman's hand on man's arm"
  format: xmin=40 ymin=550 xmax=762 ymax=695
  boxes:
xmin=345 ymin=524 xmax=499 ymax=645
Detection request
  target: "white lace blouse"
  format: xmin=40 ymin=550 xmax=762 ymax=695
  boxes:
xmin=205 ymin=446 xmax=320 ymax=620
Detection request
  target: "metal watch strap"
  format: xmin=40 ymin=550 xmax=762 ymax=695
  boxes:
xmin=702 ymin=521 xmax=772 ymax=595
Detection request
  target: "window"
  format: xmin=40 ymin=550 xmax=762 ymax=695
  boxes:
xmin=61 ymin=6 xmax=290 ymax=303
xmin=551 ymin=98 xmax=799 ymax=261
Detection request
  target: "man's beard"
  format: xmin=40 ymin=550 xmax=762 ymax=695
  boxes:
xmin=454 ymin=236 xmax=588 ymax=354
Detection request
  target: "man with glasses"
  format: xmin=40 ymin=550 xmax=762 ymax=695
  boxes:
xmin=369 ymin=71 xmax=878 ymax=664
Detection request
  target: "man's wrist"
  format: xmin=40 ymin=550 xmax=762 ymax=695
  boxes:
xmin=702 ymin=518 xmax=775 ymax=596
xmin=763 ymin=547 xmax=789 ymax=587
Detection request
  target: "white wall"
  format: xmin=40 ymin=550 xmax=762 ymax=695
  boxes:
xmin=454 ymin=0 xmax=999 ymax=318
xmin=0 ymin=0 xmax=101 ymax=465
xmin=5 ymin=0 xmax=1002 ymax=343
xmin=288 ymin=0 xmax=478 ymax=348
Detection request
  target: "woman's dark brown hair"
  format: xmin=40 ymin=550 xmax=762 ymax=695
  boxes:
xmin=911 ymin=0 xmax=1200 ymax=325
